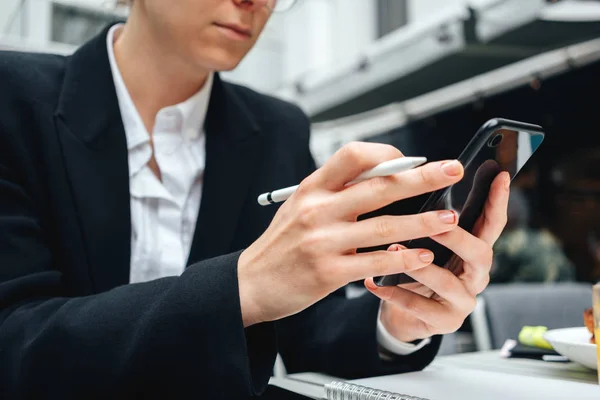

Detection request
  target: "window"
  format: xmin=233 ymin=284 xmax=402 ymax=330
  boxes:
xmin=377 ymin=0 xmax=408 ymax=38
xmin=51 ymin=2 xmax=125 ymax=46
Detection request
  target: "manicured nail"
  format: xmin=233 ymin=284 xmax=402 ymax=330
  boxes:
xmin=388 ymin=244 xmax=401 ymax=252
xmin=441 ymin=160 xmax=462 ymax=176
xmin=439 ymin=211 xmax=456 ymax=224
xmin=504 ymin=173 xmax=511 ymax=190
xmin=365 ymin=279 xmax=378 ymax=290
xmin=419 ymin=251 xmax=434 ymax=263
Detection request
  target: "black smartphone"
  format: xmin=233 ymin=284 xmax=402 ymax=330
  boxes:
xmin=358 ymin=118 xmax=545 ymax=287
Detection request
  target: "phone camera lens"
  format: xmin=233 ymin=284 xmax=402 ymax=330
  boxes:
xmin=488 ymin=134 xmax=503 ymax=148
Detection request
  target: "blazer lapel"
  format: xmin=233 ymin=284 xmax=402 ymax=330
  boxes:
xmin=187 ymin=76 xmax=265 ymax=264
xmin=54 ymin=26 xmax=131 ymax=292
xmin=53 ymin=27 xmax=265 ymax=283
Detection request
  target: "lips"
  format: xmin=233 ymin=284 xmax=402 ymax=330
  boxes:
xmin=213 ymin=22 xmax=252 ymax=38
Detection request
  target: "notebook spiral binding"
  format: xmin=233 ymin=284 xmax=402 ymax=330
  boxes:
xmin=324 ymin=381 xmax=430 ymax=400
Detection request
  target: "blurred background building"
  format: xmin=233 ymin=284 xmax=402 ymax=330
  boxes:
xmin=4 ymin=1 xmax=595 ymax=94
xmin=2 ymin=0 xmax=600 ymax=355
xmin=3 ymin=0 xmax=600 ymax=279
xmin=0 ymin=0 xmax=493 ymax=89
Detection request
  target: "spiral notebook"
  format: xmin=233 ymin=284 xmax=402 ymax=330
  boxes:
xmin=322 ymin=363 xmax=600 ymax=400
xmin=324 ymin=381 xmax=429 ymax=400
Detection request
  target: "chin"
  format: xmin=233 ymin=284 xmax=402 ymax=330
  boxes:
xmin=197 ymin=48 xmax=248 ymax=72
xmin=213 ymin=59 xmax=242 ymax=72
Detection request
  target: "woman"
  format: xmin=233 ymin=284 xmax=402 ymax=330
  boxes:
xmin=0 ymin=0 xmax=509 ymax=398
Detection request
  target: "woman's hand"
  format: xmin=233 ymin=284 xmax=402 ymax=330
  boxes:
xmin=366 ymin=172 xmax=510 ymax=342
xmin=237 ymin=142 xmax=465 ymax=327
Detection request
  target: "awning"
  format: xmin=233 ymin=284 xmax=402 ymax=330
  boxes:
xmin=309 ymin=37 xmax=600 ymax=166
xmin=284 ymin=0 xmax=600 ymax=123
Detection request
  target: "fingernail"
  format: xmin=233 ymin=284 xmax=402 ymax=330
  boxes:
xmin=441 ymin=160 xmax=462 ymax=176
xmin=504 ymin=173 xmax=511 ymax=190
xmin=419 ymin=251 xmax=434 ymax=263
xmin=365 ymin=279 xmax=378 ymax=290
xmin=439 ymin=211 xmax=456 ymax=224
xmin=388 ymin=244 xmax=401 ymax=252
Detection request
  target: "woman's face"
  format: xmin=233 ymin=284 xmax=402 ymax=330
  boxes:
xmin=133 ymin=0 xmax=273 ymax=71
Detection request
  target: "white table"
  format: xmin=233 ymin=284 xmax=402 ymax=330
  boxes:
xmin=270 ymin=351 xmax=599 ymax=399
xmin=433 ymin=350 xmax=597 ymax=384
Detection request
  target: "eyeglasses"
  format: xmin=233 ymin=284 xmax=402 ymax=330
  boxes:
xmin=265 ymin=0 xmax=298 ymax=12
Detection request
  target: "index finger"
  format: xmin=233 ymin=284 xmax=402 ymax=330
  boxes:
xmin=309 ymin=142 xmax=402 ymax=190
xmin=331 ymin=160 xmax=464 ymax=218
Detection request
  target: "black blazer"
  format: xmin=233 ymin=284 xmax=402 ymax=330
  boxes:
xmin=0 ymin=27 xmax=440 ymax=399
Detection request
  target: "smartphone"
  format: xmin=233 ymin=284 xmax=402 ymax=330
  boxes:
xmin=358 ymin=118 xmax=545 ymax=286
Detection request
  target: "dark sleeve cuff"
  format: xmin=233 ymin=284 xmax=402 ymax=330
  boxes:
xmin=190 ymin=250 xmax=277 ymax=397
xmin=342 ymin=293 xmax=442 ymax=377
xmin=276 ymin=291 xmax=441 ymax=379
xmin=0 ymin=249 xmax=278 ymax=398
xmin=244 ymin=322 xmax=277 ymax=396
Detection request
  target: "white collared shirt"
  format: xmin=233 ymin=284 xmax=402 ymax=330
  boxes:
xmin=107 ymin=24 xmax=213 ymax=283
xmin=106 ymin=24 xmax=426 ymax=356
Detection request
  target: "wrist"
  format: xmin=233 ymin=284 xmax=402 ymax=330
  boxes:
xmin=379 ymin=302 xmax=428 ymax=343
xmin=377 ymin=304 xmax=432 ymax=356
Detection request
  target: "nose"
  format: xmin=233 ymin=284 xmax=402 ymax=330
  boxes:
xmin=233 ymin=0 xmax=271 ymax=12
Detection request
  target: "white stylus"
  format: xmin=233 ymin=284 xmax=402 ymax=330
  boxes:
xmin=257 ymin=156 xmax=428 ymax=206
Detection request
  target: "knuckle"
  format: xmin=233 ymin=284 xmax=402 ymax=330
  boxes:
xmin=340 ymin=142 xmax=365 ymax=164
xmin=300 ymin=230 xmax=329 ymax=254
xmin=480 ymin=246 xmax=494 ymax=267
xmin=451 ymin=307 xmax=475 ymax=332
xmin=403 ymin=295 xmax=421 ymax=314
xmin=379 ymin=143 xmax=403 ymax=159
xmin=418 ymin=212 xmax=436 ymax=233
xmin=443 ymin=312 xmax=467 ymax=334
xmin=400 ymin=250 xmax=419 ymax=270
xmin=451 ymin=296 xmax=477 ymax=326
xmin=457 ymin=295 xmax=477 ymax=315
xmin=466 ymin=296 xmax=477 ymax=313
xmin=298 ymin=207 xmax=319 ymax=228
xmin=338 ymin=142 xmax=402 ymax=170
xmin=390 ymin=145 xmax=404 ymax=158
xmin=449 ymin=318 xmax=465 ymax=334
xmin=440 ymin=275 xmax=457 ymax=294
xmin=313 ymin=196 xmax=333 ymax=213
xmin=374 ymin=217 xmax=396 ymax=239
xmin=366 ymin=176 xmax=389 ymax=196
xmin=297 ymin=198 xmax=330 ymax=228
xmin=476 ymin=274 xmax=490 ymax=294
xmin=419 ymin=163 xmax=437 ymax=186
xmin=437 ymin=267 xmax=460 ymax=290
xmin=372 ymin=252 xmax=396 ymax=276
xmin=371 ymin=253 xmax=387 ymax=276
xmin=296 ymin=178 xmax=314 ymax=195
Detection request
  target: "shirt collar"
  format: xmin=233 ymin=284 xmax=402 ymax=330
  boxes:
xmin=106 ymin=23 xmax=214 ymax=150
xmin=176 ymin=72 xmax=213 ymax=140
